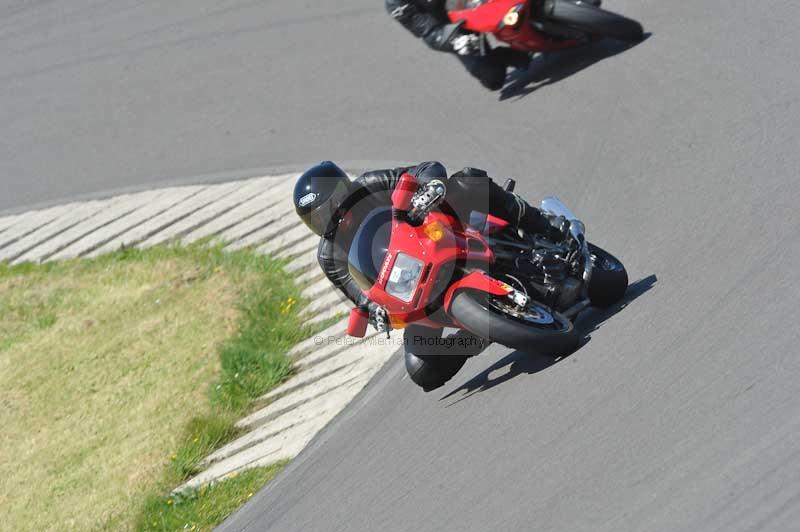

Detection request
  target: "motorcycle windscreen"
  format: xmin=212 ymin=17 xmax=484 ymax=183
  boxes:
xmin=347 ymin=207 xmax=393 ymax=291
xmin=539 ymin=196 xmax=579 ymax=221
xmin=540 ymin=196 xmax=586 ymax=240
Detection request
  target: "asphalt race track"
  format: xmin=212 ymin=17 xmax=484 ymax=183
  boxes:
xmin=5 ymin=1 xmax=800 ymax=531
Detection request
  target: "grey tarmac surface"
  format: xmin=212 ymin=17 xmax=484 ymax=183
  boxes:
xmin=4 ymin=0 xmax=800 ymax=531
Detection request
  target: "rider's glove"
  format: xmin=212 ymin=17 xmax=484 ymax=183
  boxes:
xmin=451 ymin=33 xmax=481 ymax=56
xmin=366 ymin=301 xmax=391 ymax=335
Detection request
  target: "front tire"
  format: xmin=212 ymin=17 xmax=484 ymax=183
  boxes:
xmin=449 ymin=290 xmax=579 ymax=357
xmin=588 ymin=243 xmax=628 ymax=307
xmin=544 ymin=0 xmax=644 ymax=42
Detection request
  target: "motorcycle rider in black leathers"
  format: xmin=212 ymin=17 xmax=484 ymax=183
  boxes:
xmin=385 ymin=0 xmax=532 ymax=91
xmin=293 ymin=161 xmax=570 ymax=391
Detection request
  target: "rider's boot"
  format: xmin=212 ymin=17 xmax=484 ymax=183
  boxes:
xmin=505 ymin=192 xmax=570 ymax=241
xmin=446 ymin=168 xmax=569 ymax=240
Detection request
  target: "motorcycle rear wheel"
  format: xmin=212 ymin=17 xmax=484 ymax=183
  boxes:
xmin=588 ymin=243 xmax=629 ymax=308
xmin=449 ymin=290 xmax=579 ymax=357
xmin=544 ymin=0 xmax=644 ymax=42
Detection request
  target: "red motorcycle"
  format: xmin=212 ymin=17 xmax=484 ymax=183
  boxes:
xmin=444 ymin=0 xmax=643 ymax=53
xmin=346 ymin=174 xmax=628 ymax=357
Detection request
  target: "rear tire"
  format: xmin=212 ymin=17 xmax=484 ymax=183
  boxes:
xmin=545 ymin=0 xmax=644 ymax=42
xmin=588 ymin=243 xmax=628 ymax=308
xmin=449 ymin=290 xmax=579 ymax=357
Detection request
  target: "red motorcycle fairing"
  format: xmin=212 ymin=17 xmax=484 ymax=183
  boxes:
xmin=467 ymin=212 xmax=511 ymax=235
xmin=448 ymin=0 xmax=580 ymax=53
xmin=484 ymin=214 xmax=511 ymax=234
xmin=365 ymin=210 xmax=496 ymax=330
xmin=448 ymin=0 xmax=521 ymax=33
xmin=442 ymin=271 xmax=513 ymax=315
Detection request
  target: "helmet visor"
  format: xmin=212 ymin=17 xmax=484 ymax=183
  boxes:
xmin=301 ymin=202 xmax=341 ymax=237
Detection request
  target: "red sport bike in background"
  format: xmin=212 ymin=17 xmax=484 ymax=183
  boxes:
xmin=445 ymin=0 xmax=644 ymax=54
xmin=346 ymin=174 xmax=628 ymax=357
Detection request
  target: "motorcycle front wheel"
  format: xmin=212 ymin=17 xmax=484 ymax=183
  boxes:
xmin=449 ymin=290 xmax=579 ymax=356
xmin=544 ymin=0 xmax=644 ymax=42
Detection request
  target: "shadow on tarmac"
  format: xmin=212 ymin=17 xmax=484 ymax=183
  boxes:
xmin=499 ymin=33 xmax=652 ymax=101
xmin=440 ymin=274 xmax=658 ymax=405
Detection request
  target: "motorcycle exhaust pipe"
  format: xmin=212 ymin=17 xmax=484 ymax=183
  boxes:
xmin=562 ymin=298 xmax=591 ymax=319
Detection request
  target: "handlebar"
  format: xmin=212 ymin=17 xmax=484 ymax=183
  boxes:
xmin=407 ymin=180 xmax=446 ymax=224
xmin=391 ymin=173 xmax=418 ymax=211
xmin=348 ymin=308 xmax=369 ymax=338
xmin=390 ymin=175 xmax=447 ymax=226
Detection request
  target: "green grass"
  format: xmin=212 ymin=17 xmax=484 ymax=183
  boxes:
xmin=0 ymin=243 xmax=320 ymax=532
xmin=138 ymin=462 xmax=288 ymax=532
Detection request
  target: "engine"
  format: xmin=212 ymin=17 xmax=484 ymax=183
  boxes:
xmin=511 ymin=248 xmax=582 ymax=310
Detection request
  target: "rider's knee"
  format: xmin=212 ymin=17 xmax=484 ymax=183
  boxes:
xmin=404 ymin=350 xmax=468 ymax=392
xmin=446 ymin=168 xmax=493 ymax=215
xmin=403 ymin=325 xmax=471 ymax=392
xmin=414 ymin=161 xmax=448 ymax=183
xmin=404 ymin=350 xmax=440 ymax=392
xmin=458 ymin=55 xmax=506 ymax=91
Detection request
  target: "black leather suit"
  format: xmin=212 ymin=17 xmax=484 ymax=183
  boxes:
xmin=317 ymin=161 xmax=556 ymax=310
xmin=317 ymin=161 xmax=559 ymax=391
xmin=385 ymin=0 xmax=530 ymax=90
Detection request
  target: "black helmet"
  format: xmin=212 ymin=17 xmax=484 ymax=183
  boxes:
xmin=294 ymin=161 xmax=352 ymax=237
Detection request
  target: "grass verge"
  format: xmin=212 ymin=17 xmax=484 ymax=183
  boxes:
xmin=0 ymin=244 xmax=320 ymax=532
xmin=138 ymin=461 xmax=288 ymax=532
